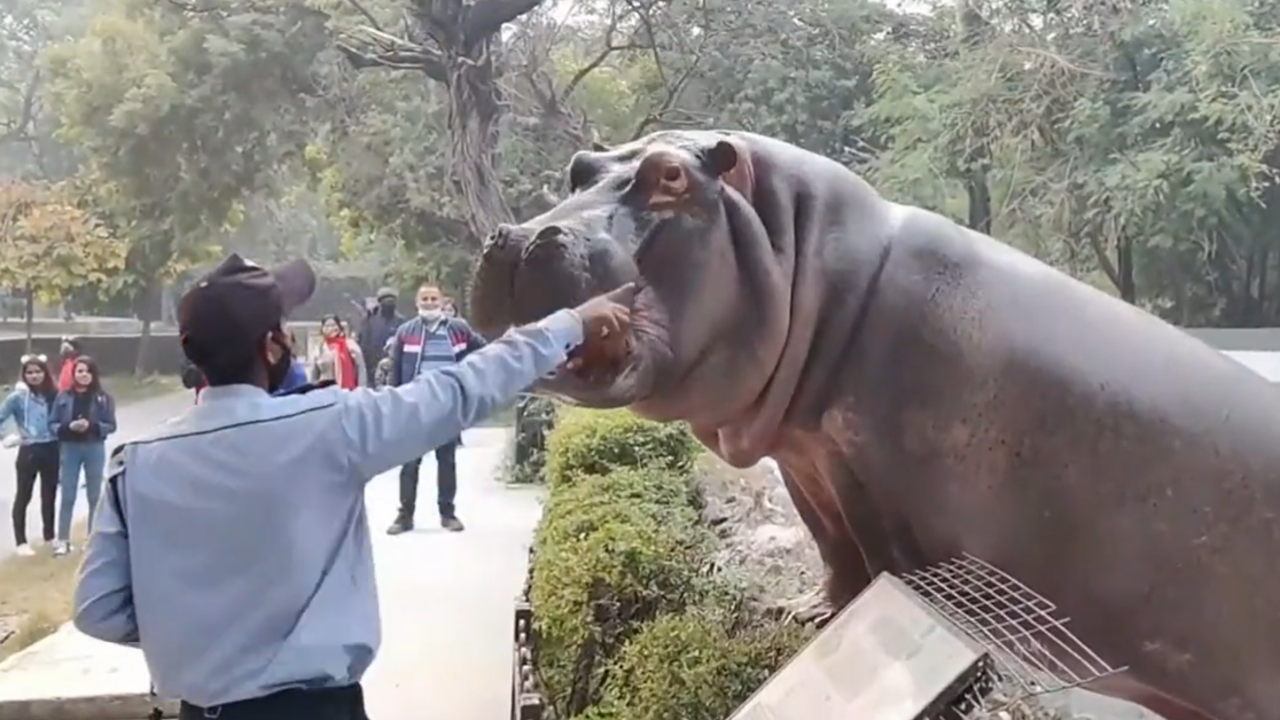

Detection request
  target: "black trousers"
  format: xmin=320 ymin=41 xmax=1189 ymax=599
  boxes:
xmin=398 ymin=440 xmax=458 ymax=520
xmin=179 ymin=685 xmax=368 ymax=720
xmin=12 ymin=441 xmax=58 ymax=545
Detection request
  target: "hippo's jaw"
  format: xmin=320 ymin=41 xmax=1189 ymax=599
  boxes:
xmin=531 ymin=282 xmax=676 ymax=408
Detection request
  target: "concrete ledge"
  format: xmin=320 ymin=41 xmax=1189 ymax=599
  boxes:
xmin=0 ymin=624 xmax=177 ymax=720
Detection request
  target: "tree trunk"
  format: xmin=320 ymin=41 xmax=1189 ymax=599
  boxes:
xmin=136 ymin=317 xmax=152 ymax=379
xmin=965 ymin=165 xmax=992 ymax=234
xmin=23 ymin=284 xmax=34 ymax=354
xmin=445 ymin=43 xmax=513 ymax=240
xmin=1116 ymin=234 xmax=1136 ymax=304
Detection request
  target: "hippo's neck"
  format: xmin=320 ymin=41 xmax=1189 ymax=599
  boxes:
xmin=705 ymin=192 xmax=903 ymax=469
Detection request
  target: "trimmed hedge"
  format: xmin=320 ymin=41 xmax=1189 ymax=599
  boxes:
xmin=528 ymin=407 xmax=810 ymax=720
xmin=590 ymin=610 xmax=812 ymax=720
xmin=545 ymin=407 xmax=701 ymax=487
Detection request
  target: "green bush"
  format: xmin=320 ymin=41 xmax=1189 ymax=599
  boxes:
xmin=592 ymin=609 xmax=813 ymax=720
xmin=545 ymin=407 xmax=700 ymax=486
xmin=530 ymin=469 xmax=717 ymax=715
xmin=530 ymin=406 xmax=805 ymax=720
xmin=509 ymin=395 xmax=558 ymax=484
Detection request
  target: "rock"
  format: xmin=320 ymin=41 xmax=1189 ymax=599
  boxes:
xmin=694 ymin=456 xmax=825 ymax=612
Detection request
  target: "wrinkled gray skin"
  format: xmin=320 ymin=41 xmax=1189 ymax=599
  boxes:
xmin=471 ymin=130 xmax=1280 ymax=720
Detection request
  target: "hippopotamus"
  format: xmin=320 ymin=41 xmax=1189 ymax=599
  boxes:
xmin=471 ymin=130 xmax=1280 ymax=720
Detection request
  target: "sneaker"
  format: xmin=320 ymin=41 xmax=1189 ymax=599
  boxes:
xmin=52 ymin=540 xmax=70 ymax=557
xmin=441 ymin=516 xmax=465 ymax=533
xmin=14 ymin=544 xmax=35 ymax=557
xmin=386 ymin=518 xmax=414 ymax=535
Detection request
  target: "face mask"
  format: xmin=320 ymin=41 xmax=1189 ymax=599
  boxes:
xmin=378 ymin=299 xmax=396 ymax=315
xmin=418 ymin=307 xmax=443 ymax=322
xmin=266 ymin=338 xmax=294 ymax=393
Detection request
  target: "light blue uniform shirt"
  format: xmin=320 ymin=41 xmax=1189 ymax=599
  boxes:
xmin=73 ymin=309 xmax=583 ymax=708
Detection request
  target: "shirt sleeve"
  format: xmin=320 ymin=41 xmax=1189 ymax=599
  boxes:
xmin=73 ymin=446 xmax=139 ymax=646
xmin=340 ymin=309 xmax=583 ymax=481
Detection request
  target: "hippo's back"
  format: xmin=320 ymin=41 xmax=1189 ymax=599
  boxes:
xmin=860 ymin=205 xmax=1280 ymax=720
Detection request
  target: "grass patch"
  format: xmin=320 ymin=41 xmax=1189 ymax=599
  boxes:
xmin=102 ymin=373 xmax=182 ymax=404
xmin=0 ymin=373 xmax=180 ymax=405
xmin=0 ymin=526 xmax=87 ymax=661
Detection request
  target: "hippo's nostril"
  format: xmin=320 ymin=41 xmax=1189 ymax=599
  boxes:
xmin=522 ymin=225 xmax=571 ymax=263
xmin=533 ymin=225 xmax=564 ymax=244
xmin=486 ymin=223 xmax=515 ymax=252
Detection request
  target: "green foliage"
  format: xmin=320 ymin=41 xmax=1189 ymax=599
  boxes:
xmin=545 ymin=407 xmax=701 ymax=487
xmin=530 ymin=406 xmax=807 ymax=719
xmin=508 ymin=395 xmax=557 ymax=485
xmin=529 ymin=467 xmax=715 ymax=715
xmin=592 ymin=609 xmax=812 ymax=720
xmin=0 ymin=180 xmax=126 ymax=304
xmin=41 ymin=0 xmax=329 ymax=316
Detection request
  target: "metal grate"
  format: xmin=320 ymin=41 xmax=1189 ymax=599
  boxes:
xmin=901 ymin=554 xmax=1124 ymax=698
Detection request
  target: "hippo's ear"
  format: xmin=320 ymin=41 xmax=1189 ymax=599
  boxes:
xmin=703 ymin=138 xmax=755 ymax=200
xmin=634 ymin=149 xmax=689 ymax=209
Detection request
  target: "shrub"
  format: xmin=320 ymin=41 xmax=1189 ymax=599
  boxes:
xmin=530 ymin=468 xmax=717 ymax=715
xmin=545 ymin=407 xmax=700 ymax=487
xmin=508 ymin=395 xmax=558 ymax=484
xmin=592 ymin=609 xmax=813 ymax=720
xmin=530 ymin=406 xmax=806 ymax=720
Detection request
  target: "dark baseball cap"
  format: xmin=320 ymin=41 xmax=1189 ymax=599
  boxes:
xmin=179 ymin=254 xmax=316 ymax=366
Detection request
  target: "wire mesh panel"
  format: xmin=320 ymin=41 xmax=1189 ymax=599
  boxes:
xmin=901 ymin=554 xmax=1124 ymax=699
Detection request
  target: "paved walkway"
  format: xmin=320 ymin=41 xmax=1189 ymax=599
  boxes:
xmin=0 ymin=391 xmax=196 ymax=559
xmin=362 ymin=428 xmax=541 ymax=719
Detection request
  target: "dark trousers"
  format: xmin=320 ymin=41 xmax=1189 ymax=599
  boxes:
xmin=12 ymin=441 xmax=58 ymax=545
xmin=398 ymin=440 xmax=458 ymax=520
xmin=179 ymin=685 xmax=368 ymax=720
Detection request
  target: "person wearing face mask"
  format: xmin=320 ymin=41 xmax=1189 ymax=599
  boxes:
xmin=71 ymin=252 xmax=637 ymax=720
xmin=356 ymin=287 xmax=403 ymax=382
xmin=385 ymin=284 xmax=487 ymax=535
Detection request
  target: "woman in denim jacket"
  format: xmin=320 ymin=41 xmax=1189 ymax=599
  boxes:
xmin=0 ymin=355 xmax=60 ymax=556
xmin=48 ymin=355 xmax=116 ymax=556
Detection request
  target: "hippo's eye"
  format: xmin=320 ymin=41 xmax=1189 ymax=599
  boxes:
xmin=566 ymin=152 xmax=601 ymax=194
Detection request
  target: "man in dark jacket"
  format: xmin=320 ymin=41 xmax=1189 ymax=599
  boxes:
xmin=385 ymin=284 xmax=486 ymax=534
xmin=356 ymin=287 xmax=403 ymax=379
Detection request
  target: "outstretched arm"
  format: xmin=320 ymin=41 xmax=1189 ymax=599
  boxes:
xmin=341 ymin=310 xmax=581 ymax=480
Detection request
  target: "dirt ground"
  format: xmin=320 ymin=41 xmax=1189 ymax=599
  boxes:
xmin=694 ymin=455 xmax=1085 ymax=720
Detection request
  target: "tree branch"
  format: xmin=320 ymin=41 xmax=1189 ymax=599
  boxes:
xmin=334 ymin=29 xmax=447 ymax=82
xmin=0 ymin=70 xmax=41 ymax=146
xmin=342 ymin=0 xmax=385 ymax=32
xmin=463 ymin=0 xmax=547 ymax=45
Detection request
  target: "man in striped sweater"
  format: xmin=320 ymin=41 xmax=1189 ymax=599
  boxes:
xmin=385 ymin=284 xmax=487 ymax=534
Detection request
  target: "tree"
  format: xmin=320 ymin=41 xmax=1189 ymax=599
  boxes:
xmin=0 ymin=180 xmax=126 ymax=348
xmin=43 ymin=0 xmax=331 ymax=373
xmin=332 ymin=0 xmax=548 ymax=241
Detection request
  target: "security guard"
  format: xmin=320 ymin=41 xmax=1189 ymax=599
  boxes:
xmin=72 ymin=254 xmax=635 ymax=720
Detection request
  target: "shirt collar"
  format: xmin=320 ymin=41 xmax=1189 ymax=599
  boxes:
xmin=198 ymin=384 xmax=270 ymax=404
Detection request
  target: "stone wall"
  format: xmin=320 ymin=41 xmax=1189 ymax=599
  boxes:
xmin=0 ymin=334 xmax=184 ymax=379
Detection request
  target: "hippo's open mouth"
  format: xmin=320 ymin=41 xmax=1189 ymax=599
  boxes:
xmin=533 ymin=282 xmax=674 ymax=409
